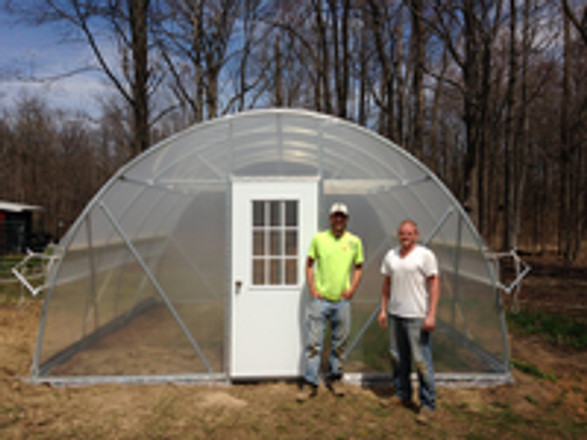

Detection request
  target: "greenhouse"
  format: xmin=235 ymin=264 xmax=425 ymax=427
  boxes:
xmin=32 ymin=108 xmax=510 ymax=385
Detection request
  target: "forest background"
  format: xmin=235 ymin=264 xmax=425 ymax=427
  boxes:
xmin=0 ymin=0 xmax=585 ymax=262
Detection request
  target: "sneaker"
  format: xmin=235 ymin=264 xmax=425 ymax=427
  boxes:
xmin=416 ymin=406 xmax=435 ymax=425
xmin=296 ymin=383 xmax=317 ymax=402
xmin=326 ymin=380 xmax=345 ymax=397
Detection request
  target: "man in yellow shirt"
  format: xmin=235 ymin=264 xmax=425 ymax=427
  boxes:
xmin=297 ymin=203 xmax=364 ymax=401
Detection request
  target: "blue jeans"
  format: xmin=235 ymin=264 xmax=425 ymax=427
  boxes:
xmin=302 ymin=298 xmax=351 ymax=386
xmin=387 ymin=314 xmax=436 ymax=410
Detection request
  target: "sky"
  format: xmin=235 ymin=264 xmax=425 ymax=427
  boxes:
xmin=0 ymin=10 xmax=107 ymax=117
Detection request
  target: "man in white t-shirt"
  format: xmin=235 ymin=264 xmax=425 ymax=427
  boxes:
xmin=378 ymin=219 xmax=440 ymax=424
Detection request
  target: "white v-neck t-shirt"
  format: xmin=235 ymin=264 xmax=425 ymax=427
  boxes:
xmin=380 ymin=245 xmax=439 ymax=318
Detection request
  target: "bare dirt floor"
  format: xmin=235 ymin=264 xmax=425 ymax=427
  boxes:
xmin=1 ymin=253 xmax=586 ymax=439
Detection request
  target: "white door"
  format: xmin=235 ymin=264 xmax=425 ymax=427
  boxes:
xmin=231 ymin=179 xmax=318 ymax=378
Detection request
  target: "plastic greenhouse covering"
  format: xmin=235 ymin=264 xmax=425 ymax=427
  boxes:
xmin=33 ymin=109 xmax=510 ymax=385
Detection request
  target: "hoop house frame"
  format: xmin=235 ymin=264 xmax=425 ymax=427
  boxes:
xmin=32 ymin=109 xmax=510 ymax=386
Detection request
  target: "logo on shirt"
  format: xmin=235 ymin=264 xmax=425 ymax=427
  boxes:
xmin=346 ymin=241 xmax=358 ymax=253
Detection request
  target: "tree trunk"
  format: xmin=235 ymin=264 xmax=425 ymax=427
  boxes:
xmin=395 ymin=11 xmax=406 ymax=146
xmin=358 ymin=11 xmax=368 ymax=126
xmin=410 ymin=0 xmax=425 ymax=158
xmin=513 ymin=0 xmax=532 ymax=251
xmin=193 ymin=0 xmax=204 ymax=122
xmin=274 ymin=34 xmax=284 ymax=107
xmin=560 ymin=6 xmax=571 ymax=261
xmin=367 ymin=0 xmax=395 ymax=139
xmin=315 ymin=1 xmax=332 ymax=114
xmin=128 ymin=0 xmax=150 ymax=155
xmin=503 ymin=0 xmax=517 ymax=250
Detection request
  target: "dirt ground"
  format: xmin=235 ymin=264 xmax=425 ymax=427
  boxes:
xmin=0 ymin=253 xmax=586 ymax=439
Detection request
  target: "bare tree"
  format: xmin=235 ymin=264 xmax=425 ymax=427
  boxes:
xmin=357 ymin=7 xmax=370 ymax=126
xmin=559 ymin=1 xmax=586 ymax=262
xmin=428 ymin=45 xmax=450 ymax=182
xmin=503 ymin=0 xmax=518 ymax=250
xmin=273 ymin=34 xmax=284 ymax=107
xmin=263 ymin=3 xmax=318 ymax=109
xmin=154 ymin=0 xmax=240 ymax=121
xmin=409 ymin=0 xmax=425 ymax=158
xmin=2 ymin=0 xmax=157 ymax=156
xmin=562 ymin=0 xmax=587 ymax=44
xmin=327 ymin=0 xmax=351 ymax=118
xmin=0 ymin=94 xmax=113 ymax=239
xmin=127 ymin=0 xmax=151 ymax=155
xmin=427 ymin=0 xmax=504 ymax=238
xmin=365 ymin=0 xmax=401 ymax=140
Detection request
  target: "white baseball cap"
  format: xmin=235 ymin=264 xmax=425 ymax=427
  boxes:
xmin=329 ymin=202 xmax=349 ymax=216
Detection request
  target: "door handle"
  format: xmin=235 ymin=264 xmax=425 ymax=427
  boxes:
xmin=235 ymin=280 xmax=242 ymax=294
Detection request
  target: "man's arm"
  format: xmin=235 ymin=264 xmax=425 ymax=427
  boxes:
xmin=342 ymin=264 xmax=363 ymax=300
xmin=305 ymin=257 xmax=321 ymax=299
xmin=422 ymin=274 xmax=440 ymax=332
xmin=377 ymin=275 xmax=391 ymax=328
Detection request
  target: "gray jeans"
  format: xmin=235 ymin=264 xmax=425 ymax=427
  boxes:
xmin=388 ymin=314 xmax=436 ymax=410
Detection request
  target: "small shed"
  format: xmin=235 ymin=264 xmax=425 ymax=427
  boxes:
xmin=0 ymin=201 xmax=42 ymax=255
xmin=33 ymin=109 xmax=510 ymax=386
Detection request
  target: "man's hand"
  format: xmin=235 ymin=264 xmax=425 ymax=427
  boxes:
xmin=379 ymin=276 xmax=391 ymax=329
xmin=306 ymin=257 xmax=321 ymax=299
xmin=422 ymin=275 xmax=439 ymax=332
xmin=342 ymin=265 xmax=363 ymax=301
xmin=377 ymin=310 xmax=388 ymax=329
xmin=341 ymin=289 xmax=353 ymax=300
xmin=422 ymin=314 xmax=436 ymax=332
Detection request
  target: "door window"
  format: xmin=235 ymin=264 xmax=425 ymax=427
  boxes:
xmin=252 ymin=200 xmax=298 ymax=286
